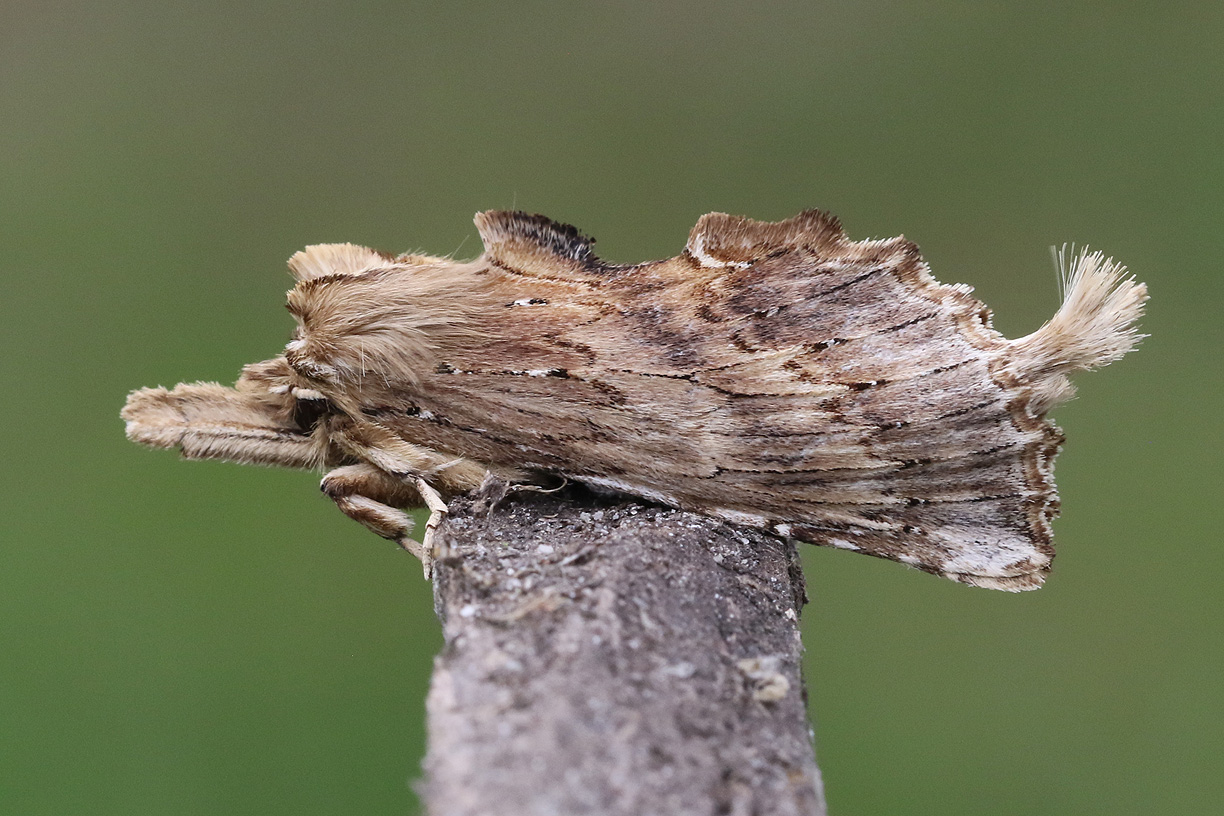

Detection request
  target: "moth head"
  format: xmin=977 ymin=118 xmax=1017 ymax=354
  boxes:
xmin=281 ymin=244 xmax=399 ymax=384
xmin=282 ymin=246 xmax=497 ymax=387
xmin=283 ymin=274 xmax=390 ymax=385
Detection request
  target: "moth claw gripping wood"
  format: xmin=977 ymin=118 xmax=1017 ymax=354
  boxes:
xmin=124 ymin=210 xmax=1145 ymax=590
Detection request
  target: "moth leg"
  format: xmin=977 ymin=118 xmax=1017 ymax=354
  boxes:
xmin=414 ymin=477 xmax=450 ymax=572
xmin=123 ymin=383 xmax=324 ymax=470
xmin=320 ymin=464 xmax=434 ymax=574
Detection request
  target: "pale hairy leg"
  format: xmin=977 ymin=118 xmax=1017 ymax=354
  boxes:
xmin=122 ymin=383 xmax=325 ymax=469
xmin=414 ymin=477 xmax=450 ymax=574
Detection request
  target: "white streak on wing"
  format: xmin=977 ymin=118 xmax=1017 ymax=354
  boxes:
xmin=579 ymin=476 xmax=678 ymax=506
xmin=939 ymin=547 xmax=1050 ymax=578
xmin=687 ymin=233 xmax=751 ymax=269
xmin=709 ymin=508 xmax=769 ymax=528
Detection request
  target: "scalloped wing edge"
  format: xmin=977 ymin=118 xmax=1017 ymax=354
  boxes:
xmin=685 ymin=209 xmax=848 ymax=268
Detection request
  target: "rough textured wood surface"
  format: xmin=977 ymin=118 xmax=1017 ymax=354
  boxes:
xmin=421 ymin=483 xmax=826 ymax=816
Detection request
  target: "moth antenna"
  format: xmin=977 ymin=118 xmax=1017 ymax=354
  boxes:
xmin=422 ymin=457 xmax=467 ymax=477
xmin=1011 ymin=248 xmax=1148 ymax=380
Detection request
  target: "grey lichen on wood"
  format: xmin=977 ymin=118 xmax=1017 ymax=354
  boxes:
xmin=422 ymin=481 xmax=826 ymax=816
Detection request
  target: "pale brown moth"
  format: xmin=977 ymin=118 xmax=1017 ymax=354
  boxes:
xmin=122 ymin=210 xmax=1146 ymax=591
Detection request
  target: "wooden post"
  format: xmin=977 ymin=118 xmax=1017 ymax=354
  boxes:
xmin=421 ymin=482 xmax=826 ymax=816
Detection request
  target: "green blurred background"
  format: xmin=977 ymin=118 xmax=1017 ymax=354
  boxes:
xmin=3 ymin=1 xmax=1219 ymax=813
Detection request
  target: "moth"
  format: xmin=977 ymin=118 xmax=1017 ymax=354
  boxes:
xmin=122 ymin=210 xmax=1146 ymax=591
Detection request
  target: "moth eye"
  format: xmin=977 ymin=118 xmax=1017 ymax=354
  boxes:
xmin=290 ymin=390 xmax=330 ymax=430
